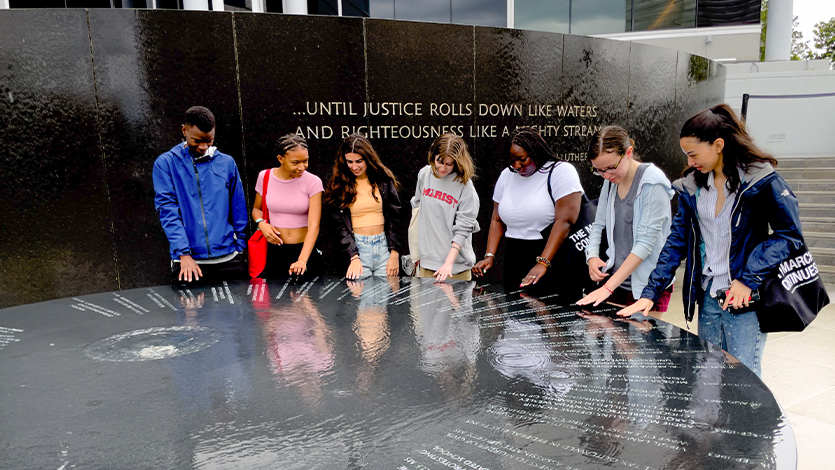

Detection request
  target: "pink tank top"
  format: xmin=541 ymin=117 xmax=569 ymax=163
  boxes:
xmin=256 ymin=169 xmax=323 ymax=228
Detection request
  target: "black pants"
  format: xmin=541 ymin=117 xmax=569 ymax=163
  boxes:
xmin=503 ymin=237 xmax=586 ymax=301
xmin=171 ymin=253 xmax=248 ymax=286
xmin=262 ymin=243 xmax=323 ymax=281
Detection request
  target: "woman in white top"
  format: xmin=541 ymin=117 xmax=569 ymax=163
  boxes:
xmin=472 ymin=127 xmax=585 ymax=297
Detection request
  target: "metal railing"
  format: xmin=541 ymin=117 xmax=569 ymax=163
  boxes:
xmin=742 ymin=92 xmax=835 ymax=120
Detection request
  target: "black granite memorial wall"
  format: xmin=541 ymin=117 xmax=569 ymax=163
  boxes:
xmin=0 ymin=9 xmax=725 ymax=308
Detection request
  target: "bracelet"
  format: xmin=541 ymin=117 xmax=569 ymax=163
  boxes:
xmin=350 ymin=254 xmax=360 ymax=262
xmin=484 ymin=252 xmax=495 ymax=258
xmin=254 ymin=218 xmax=264 ymax=224
xmin=451 ymin=245 xmax=461 ymax=252
xmin=603 ymin=284 xmax=613 ymax=294
xmin=297 ymin=260 xmax=307 ymax=267
xmin=535 ymin=256 xmax=551 ymax=268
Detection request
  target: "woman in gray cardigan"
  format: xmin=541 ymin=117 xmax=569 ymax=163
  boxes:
xmin=411 ymin=133 xmax=480 ymax=281
xmin=576 ymin=126 xmax=675 ymax=311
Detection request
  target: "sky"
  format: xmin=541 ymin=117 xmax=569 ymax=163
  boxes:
xmin=794 ymin=0 xmax=835 ymax=51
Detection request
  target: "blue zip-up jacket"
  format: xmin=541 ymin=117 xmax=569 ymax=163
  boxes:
xmin=641 ymin=162 xmax=803 ymax=322
xmin=153 ymin=143 xmax=248 ymax=260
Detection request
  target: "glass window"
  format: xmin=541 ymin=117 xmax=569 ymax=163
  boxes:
xmin=631 ymin=0 xmax=695 ymax=31
xmin=515 ymin=0 xmax=570 ymax=34
xmin=265 ymin=0 xmax=283 ymax=12
xmin=66 ymin=0 xmax=114 ymax=6
xmin=452 ymin=0 xmax=505 ymax=27
xmin=116 ymin=0 xmax=155 ymax=7
xmin=342 ymin=0 xmax=369 ymax=17
xmin=156 ymin=0 xmax=182 ymax=9
xmin=394 ymin=0 xmax=449 ymax=23
xmin=10 ymin=0 xmax=67 ymax=6
xmin=309 ymin=0 xmax=339 ymax=15
xmin=368 ymin=0 xmax=394 ymax=18
xmin=697 ymin=0 xmax=759 ymax=27
xmin=224 ymin=0 xmax=252 ymax=11
xmin=571 ymin=0 xmax=626 ymax=35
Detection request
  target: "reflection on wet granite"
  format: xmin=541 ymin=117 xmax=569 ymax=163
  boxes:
xmin=0 ymin=277 xmax=795 ymax=469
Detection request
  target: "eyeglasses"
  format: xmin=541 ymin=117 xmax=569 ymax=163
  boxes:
xmin=591 ymin=154 xmax=624 ymax=176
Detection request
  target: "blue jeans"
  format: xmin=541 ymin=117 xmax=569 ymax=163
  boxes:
xmin=699 ymin=280 xmax=767 ymax=377
xmin=355 ymin=233 xmax=390 ymax=278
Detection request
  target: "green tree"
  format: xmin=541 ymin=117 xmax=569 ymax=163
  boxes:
xmin=760 ymin=0 xmax=768 ymax=61
xmin=812 ymin=18 xmax=835 ymax=64
xmin=791 ymin=17 xmax=812 ymax=60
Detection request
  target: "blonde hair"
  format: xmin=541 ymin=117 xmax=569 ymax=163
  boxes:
xmin=427 ymin=133 xmax=476 ymax=184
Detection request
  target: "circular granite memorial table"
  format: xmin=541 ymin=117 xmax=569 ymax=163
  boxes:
xmin=0 ymin=277 xmax=795 ymax=469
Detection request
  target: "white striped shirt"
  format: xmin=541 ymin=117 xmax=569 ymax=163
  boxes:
xmin=697 ymin=171 xmax=737 ymax=297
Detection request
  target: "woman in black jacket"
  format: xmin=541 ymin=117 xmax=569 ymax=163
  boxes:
xmin=325 ymin=134 xmax=402 ymax=279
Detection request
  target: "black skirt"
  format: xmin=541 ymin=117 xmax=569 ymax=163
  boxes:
xmin=503 ymin=237 xmax=587 ymax=301
xmin=262 ymin=243 xmax=323 ymax=281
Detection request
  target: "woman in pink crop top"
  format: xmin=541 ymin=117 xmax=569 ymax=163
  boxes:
xmin=325 ymin=134 xmax=402 ymax=279
xmin=251 ymin=134 xmax=324 ymax=279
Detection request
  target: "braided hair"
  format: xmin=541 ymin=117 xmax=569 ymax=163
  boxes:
xmin=275 ymin=134 xmax=308 ymax=157
xmin=504 ymin=127 xmax=560 ymax=172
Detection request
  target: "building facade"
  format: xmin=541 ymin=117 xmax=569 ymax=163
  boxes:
xmin=2 ymin=0 xmax=762 ymax=61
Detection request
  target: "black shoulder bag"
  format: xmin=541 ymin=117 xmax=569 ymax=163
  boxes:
xmin=541 ymin=162 xmax=603 ymax=294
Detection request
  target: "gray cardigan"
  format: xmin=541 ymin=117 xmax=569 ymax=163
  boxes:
xmin=585 ymin=163 xmax=675 ymax=298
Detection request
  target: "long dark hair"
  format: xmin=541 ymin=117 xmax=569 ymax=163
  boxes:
xmin=504 ymin=126 xmax=560 ymax=172
xmin=325 ymin=134 xmax=398 ymax=209
xmin=680 ymin=104 xmax=777 ymax=193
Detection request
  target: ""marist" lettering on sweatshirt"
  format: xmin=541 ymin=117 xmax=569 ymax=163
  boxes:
xmin=411 ymin=165 xmax=480 ymax=273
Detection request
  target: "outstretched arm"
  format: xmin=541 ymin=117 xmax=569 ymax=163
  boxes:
xmin=291 ymin=192 xmax=323 ymax=275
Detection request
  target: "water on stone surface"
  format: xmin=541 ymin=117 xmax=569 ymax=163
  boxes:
xmin=0 ymin=277 xmax=795 ymax=469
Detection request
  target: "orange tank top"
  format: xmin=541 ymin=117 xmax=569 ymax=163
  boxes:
xmin=350 ymin=179 xmax=385 ymax=228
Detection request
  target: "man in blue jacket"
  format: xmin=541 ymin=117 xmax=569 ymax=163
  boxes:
xmin=153 ymin=106 xmax=248 ymax=284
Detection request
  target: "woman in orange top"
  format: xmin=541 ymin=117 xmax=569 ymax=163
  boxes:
xmin=325 ymin=134 xmax=403 ymax=279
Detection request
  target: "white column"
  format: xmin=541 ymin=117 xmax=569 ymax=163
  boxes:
xmin=183 ymin=0 xmax=210 ymax=11
xmin=284 ymin=0 xmax=307 ymax=15
xmin=1 ymin=0 xmax=9 ymax=9
xmin=764 ymin=0 xmax=793 ymax=61
xmin=252 ymin=0 xmax=266 ymax=13
xmin=507 ymin=0 xmax=514 ymax=29
xmin=211 ymin=0 xmax=224 ymax=11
